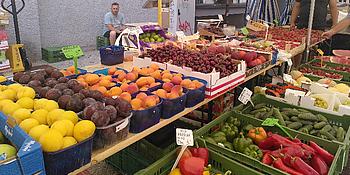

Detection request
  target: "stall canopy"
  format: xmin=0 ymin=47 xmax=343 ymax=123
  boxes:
xmin=245 ymin=0 xmax=281 ymax=24
xmin=280 ymin=0 xmax=294 ymax=25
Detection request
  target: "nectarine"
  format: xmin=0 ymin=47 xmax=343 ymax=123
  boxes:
xmin=163 ymin=82 xmax=174 ymax=92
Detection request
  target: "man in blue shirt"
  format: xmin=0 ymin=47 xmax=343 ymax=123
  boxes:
xmin=322 ymin=12 xmax=350 ymax=38
xmin=104 ymin=2 xmax=126 ymax=45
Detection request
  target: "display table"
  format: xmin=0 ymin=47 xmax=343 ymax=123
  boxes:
xmin=69 ymin=61 xmax=281 ymax=175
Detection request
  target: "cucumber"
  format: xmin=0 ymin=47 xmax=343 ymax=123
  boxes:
xmin=281 ymin=113 xmax=290 ymax=121
xmin=320 ymin=130 xmax=336 ymax=141
xmin=262 ymin=108 xmax=274 ymax=119
xmin=251 ymin=108 xmax=268 ymax=115
xmin=290 ymin=116 xmax=300 ymax=122
xmin=287 ymin=122 xmax=303 ymax=130
xmin=297 ymin=109 xmax=311 ymax=113
xmin=310 ymin=130 xmax=319 ymax=135
xmin=254 ymin=112 xmax=264 ymax=119
xmin=298 ymin=113 xmax=319 ymax=121
xmin=329 ymin=129 xmax=336 ymax=137
xmin=254 ymin=103 xmax=266 ymax=110
xmin=273 ymin=108 xmax=286 ymax=126
xmin=321 ymin=125 xmax=332 ymax=132
xmin=282 ymin=109 xmax=300 ymax=117
xmin=316 ymin=114 xmax=328 ymax=122
xmin=299 ymin=128 xmax=309 ymax=134
xmin=285 ymin=121 xmax=293 ymax=125
xmin=281 ymin=108 xmax=294 ymax=112
xmin=337 ymin=127 xmax=345 ymax=142
xmin=300 ymin=120 xmax=313 ymax=125
xmin=314 ymin=122 xmax=327 ymax=129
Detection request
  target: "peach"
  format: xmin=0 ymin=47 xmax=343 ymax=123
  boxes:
xmin=127 ymin=83 xmax=139 ymax=94
xmin=188 ymin=82 xmax=197 ymax=90
xmin=152 ymin=95 xmax=160 ymax=104
xmin=85 ymin=74 xmax=100 ymax=85
xmin=171 ymin=85 xmax=183 ymax=96
xmin=136 ymin=77 xmax=149 ymax=87
xmin=79 ymin=81 xmax=89 ymax=88
xmin=162 ymin=79 xmax=171 ymax=83
xmin=150 ymin=63 xmax=159 ymax=71
xmin=150 ymin=70 xmax=162 ymax=80
xmin=67 ymin=66 xmax=76 ymax=73
xmin=150 ymin=82 xmax=160 ymax=88
xmin=130 ymin=98 xmax=143 ymax=110
xmin=140 ymin=87 xmax=148 ymax=91
xmin=132 ymin=66 xmax=141 ymax=73
xmin=173 ymin=73 xmax=183 ymax=78
xmin=116 ymin=71 xmax=126 ymax=81
xmin=144 ymin=96 xmax=157 ymax=108
xmin=171 ymin=76 xmax=182 ymax=85
xmin=193 ymin=80 xmax=204 ymax=88
xmin=155 ymin=89 xmax=167 ymax=99
xmin=120 ymin=83 xmax=129 ymax=92
xmin=126 ymin=72 xmax=137 ymax=81
xmin=162 ymin=70 xmax=171 ymax=74
xmin=109 ymin=87 xmax=122 ymax=96
xmin=131 ymin=70 xmax=139 ymax=79
xmin=136 ymin=92 xmax=147 ymax=100
xmin=120 ymin=92 xmax=132 ymax=102
xmin=146 ymin=77 xmax=156 ymax=84
xmin=91 ymin=86 xmax=107 ymax=94
xmin=99 ymin=79 xmax=114 ymax=88
xmin=180 ymin=79 xmax=192 ymax=88
xmin=108 ymin=67 xmax=117 ymax=75
xmin=101 ymin=75 xmax=112 ymax=81
xmin=162 ymin=73 xmax=173 ymax=80
xmin=140 ymin=68 xmax=151 ymax=75
xmin=167 ymin=92 xmax=179 ymax=99
xmin=162 ymin=82 xmax=174 ymax=92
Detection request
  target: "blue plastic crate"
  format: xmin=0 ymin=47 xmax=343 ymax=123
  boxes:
xmin=65 ymin=68 xmax=88 ymax=79
xmin=0 ymin=113 xmax=46 ymax=175
xmin=0 ymin=80 xmax=16 ymax=85
xmin=183 ymin=76 xmax=207 ymax=108
xmin=92 ymin=67 xmax=128 ymax=76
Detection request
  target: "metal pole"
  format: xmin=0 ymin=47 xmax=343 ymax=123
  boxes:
xmin=305 ymin=0 xmax=315 ymax=62
xmin=158 ymin=0 xmax=162 ymax=26
xmin=11 ymin=0 xmax=21 ymax=44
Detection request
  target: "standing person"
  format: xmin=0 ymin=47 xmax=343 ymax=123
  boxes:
xmin=104 ymin=2 xmax=126 ymax=45
xmin=290 ymin=0 xmax=338 ymax=30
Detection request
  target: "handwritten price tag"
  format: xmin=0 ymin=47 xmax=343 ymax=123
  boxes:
xmin=283 ymin=74 xmax=294 ymax=83
xmin=238 ymin=87 xmax=253 ymax=105
xmin=176 ymin=128 xmax=194 ymax=146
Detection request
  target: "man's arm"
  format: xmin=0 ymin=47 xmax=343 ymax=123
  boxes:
xmin=329 ymin=0 xmax=339 ymax=26
xmin=322 ymin=17 xmax=350 ymax=38
xmin=290 ymin=0 xmax=301 ymax=27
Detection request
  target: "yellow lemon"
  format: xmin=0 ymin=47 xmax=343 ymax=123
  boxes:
xmin=7 ymin=84 xmax=23 ymax=92
xmin=29 ymin=125 xmax=49 ymax=141
xmin=43 ymin=100 xmax=59 ymax=112
xmin=2 ymin=102 xmax=20 ymax=116
xmin=0 ymin=99 xmax=14 ymax=111
xmin=62 ymin=136 xmax=77 ymax=149
xmin=59 ymin=111 xmax=79 ymax=124
xmin=34 ymin=99 xmax=49 ymax=110
xmin=51 ymin=120 xmax=68 ymax=136
xmin=47 ymin=109 xmax=65 ymax=126
xmin=12 ymin=108 xmax=31 ymax=121
xmin=31 ymin=109 xmax=48 ymax=125
xmin=39 ymin=129 xmax=63 ymax=152
xmin=0 ymin=85 xmax=7 ymax=91
xmin=17 ymin=87 xmax=35 ymax=99
xmin=73 ymin=120 xmax=95 ymax=142
xmin=19 ymin=118 xmax=39 ymax=133
xmin=0 ymin=76 xmax=6 ymax=83
xmin=2 ymin=89 xmax=16 ymax=101
xmin=16 ymin=97 xmax=34 ymax=109
xmin=61 ymin=120 xmax=74 ymax=136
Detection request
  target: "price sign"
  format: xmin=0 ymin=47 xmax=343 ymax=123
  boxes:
xmin=62 ymin=45 xmax=84 ymax=59
xmin=283 ymin=74 xmax=294 ymax=83
xmin=176 ymin=128 xmax=194 ymax=146
xmin=176 ymin=31 xmax=186 ymax=41
xmin=262 ymin=118 xmax=293 ymax=138
xmin=238 ymin=87 xmax=253 ymax=105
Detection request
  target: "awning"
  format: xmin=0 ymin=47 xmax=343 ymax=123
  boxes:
xmin=245 ymin=0 xmax=281 ymax=24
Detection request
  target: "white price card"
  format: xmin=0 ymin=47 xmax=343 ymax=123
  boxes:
xmin=283 ymin=74 xmax=294 ymax=83
xmin=238 ymin=87 xmax=253 ymax=105
xmin=176 ymin=128 xmax=194 ymax=146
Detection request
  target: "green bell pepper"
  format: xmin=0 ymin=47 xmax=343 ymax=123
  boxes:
xmin=223 ymin=141 xmax=234 ymax=150
xmin=242 ymin=124 xmax=254 ymax=134
xmin=244 ymin=145 xmax=263 ymax=160
xmin=211 ymin=131 xmax=227 ymax=143
xmin=221 ymin=123 xmax=238 ymax=142
xmin=233 ymin=133 xmax=253 ymax=153
xmin=204 ymin=136 xmax=217 ymax=144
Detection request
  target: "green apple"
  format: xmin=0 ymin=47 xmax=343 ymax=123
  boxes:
xmin=0 ymin=144 xmax=16 ymax=160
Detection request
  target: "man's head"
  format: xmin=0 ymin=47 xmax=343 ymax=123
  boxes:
xmin=111 ymin=2 xmax=119 ymax=16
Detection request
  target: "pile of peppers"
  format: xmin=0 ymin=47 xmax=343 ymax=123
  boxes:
xmin=260 ymin=132 xmax=334 ymax=175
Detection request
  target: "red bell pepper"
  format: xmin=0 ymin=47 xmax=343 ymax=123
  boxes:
xmin=179 ymin=157 xmax=205 ymax=175
xmin=272 ymin=158 xmax=303 ymax=175
xmin=280 ymin=146 xmax=305 ymax=158
xmin=189 ymin=148 xmax=209 ymax=166
xmin=309 ymin=141 xmax=334 ymax=166
xmin=311 ymin=155 xmax=329 ymax=175
xmin=259 ymin=133 xmax=298 ymax=150
xmin=291 ymin=157 xmax=320 ymax=175
xmin=262 ymin=153 xmax=273 ymax=165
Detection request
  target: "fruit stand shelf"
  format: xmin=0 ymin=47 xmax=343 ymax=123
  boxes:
xmin=68 ymin=61 xmax=280 ymax=175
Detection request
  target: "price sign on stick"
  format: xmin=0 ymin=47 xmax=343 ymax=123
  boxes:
xmin=238 ymin=87 xmax=254 ymax=107
xmin=172 ymin=128 xmax=194 ymax=171
xmin=262 ymin=118 xmax=293 ymax=138
xmin=62 ymin=45 xmax=84 ymax=74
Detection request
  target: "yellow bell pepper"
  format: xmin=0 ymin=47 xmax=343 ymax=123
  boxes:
xmin=169 ymin=168 xmax=182 ymax=175
xmin=203 ymin=171 xmax=210 ymax=175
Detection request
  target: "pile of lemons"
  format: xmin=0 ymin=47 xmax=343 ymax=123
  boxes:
xmin=0 ymin=84 xmax=95 ymax=152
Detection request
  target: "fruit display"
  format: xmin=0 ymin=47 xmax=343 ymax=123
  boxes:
xmin=249 ymin=27 xmax=323 ymax=44
xmin=152 ymin=83 xmax=185 ymax=100
xmin=130 ymin=92 xmax=160 ymax=110
xmin=76 ymin=73 xmax=117 ymax=94
xmin=243 ymin=103 xmax=346 ymax=142
xmin=258 ymin=83 xmax=307 ymax=98
xmin=299 ymin=67 xmax=343 ymax=80
xmin=313 ymin=97 xmax=328 ymax=109
xmin=230 ymin=50 xmax=268 ymax=68
xmin=0 ymin=84 xmax=96 ymax=152
xmin=60 ymin=66 xmax=85 ymax=77
xmin=139 ymin=31 xmax=165 ymax=43
xmin=310 ymin=61 xmax=350 ymax=73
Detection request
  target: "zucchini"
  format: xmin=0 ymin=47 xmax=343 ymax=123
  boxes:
xmin=290 ymin=116 xmax=300 ymax=122
xmin=314 ymin=122 xmax=327 ymax=129
xmin=273 ymin=108 xmax=286 ymax=126
xmin=250 ymin=108 xmax=268 ymax=115
xmin=254 ymin=103 xmax=266 ymax=110
xmin=316 ymin=114 xmax=328 ymax=122
xmin=321 ymin=125 xmax=332 ymax=132
xmin=300 ymin=120 xmax=313 ymax=125
xmin=282 ymin=109 xmax=300 ymax=117
xmin=262 ymin=108 xmax=274 ymax=119
xmin=336 ymin=127 xmax=345 ymax=142
xmin=287 ymin=122 xmax=303 ymax=130
xmin=281 ymin=113 xmax=290 ymax=121
xmin=320 ymin=130 xmax=336 ymax=141
xmin=297 ymin=109 xmax=311 ymax=113
xmin=310 ymin=130 xmax=319 ymax=135
xmin=285 ymin=121 xmax=293 ymax=125
xmin=298 ymin=113 xmax=319 ymax=121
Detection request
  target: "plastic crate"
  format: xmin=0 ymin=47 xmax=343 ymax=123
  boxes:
xmin=96 ymin=36 xmax=110 ymax=49
xmin=41 ymin=47 xmax=66 ymax=63
xmin=93 ymin=115 xmax=130 ymax=149
xmin=0 ymin=80 xmax=15 ymax=85
xmin=303 ymin=63 xmax=350 ymax=82
xmin=100 ymin=46 xmax=124 ymax=65
xmin=183 ymin=76 xmax=207 ymax=108
xmin=43 ymin=135 xmax=93 ymax=175
xmin=0 ymin=114 xmax=46 ymax=175
xmin=92 ymin=67 xmax=128 ymax=76
xmin=304 ymin=74 xmax=350 ymax=86
xmin=135 ymin=148 xmax=265 ymax=175
xmin=65 ymin=68 xmax=88 ymax=80
xmin=195 ymin=111 xmax=345 ymax=175
xmin=130 ymin=98 xmax=162 ymax=133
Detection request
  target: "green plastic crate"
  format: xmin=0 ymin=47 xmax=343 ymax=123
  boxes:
xmin=128 ymin=139 xmax=177 ymax=162
xmin=96 ymin=36 xmax=110 ymax=49
xmin=304 ymin=74 xmax=350 ymax=86
xmin=135 ymin=149 xmax=265 ymax=175
xmin=236 ymin=94 xmax=350 ymax=167
xmin=41 ymin=47 xmax=66 ymax=63
xmin=195 ymin=111 xmax=345 ymax=175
